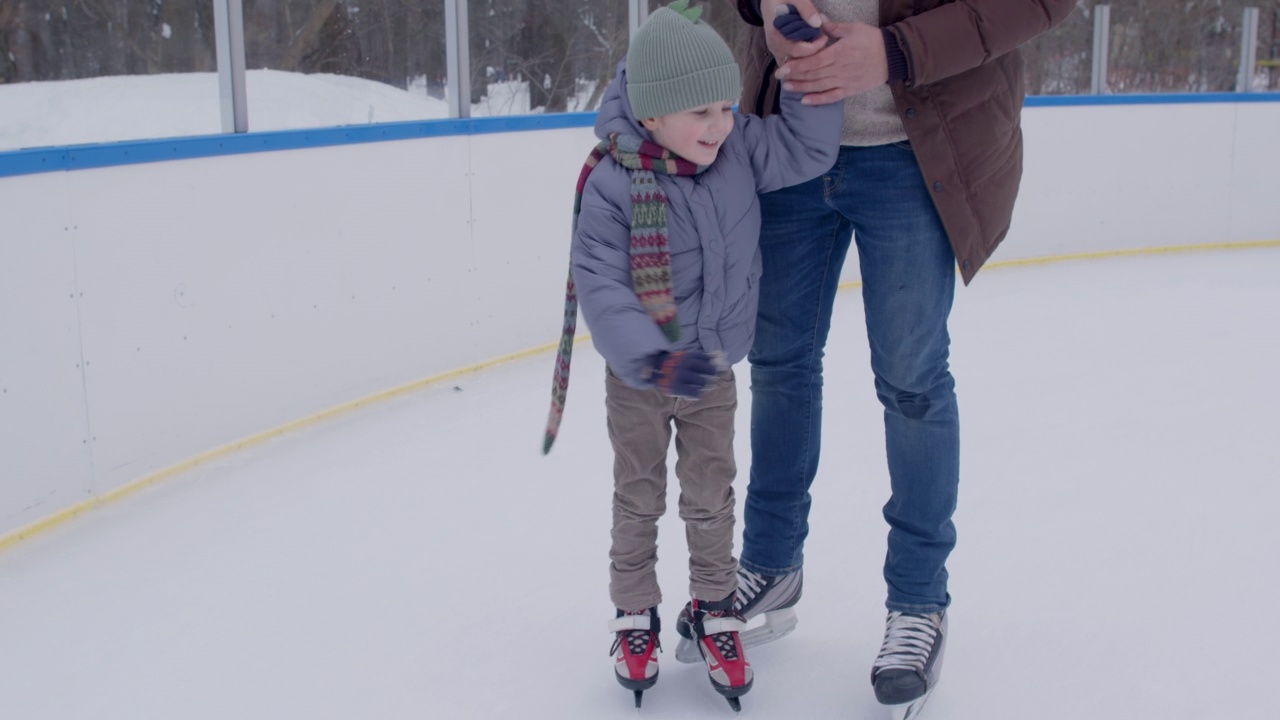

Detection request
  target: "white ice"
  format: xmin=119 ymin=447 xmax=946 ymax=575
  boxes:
xmin=2 ymin=246 xmax=1277 ymax=719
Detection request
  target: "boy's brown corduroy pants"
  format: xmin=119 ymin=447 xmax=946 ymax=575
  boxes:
xmin=604 ymin=366 xmax=740 ymax=612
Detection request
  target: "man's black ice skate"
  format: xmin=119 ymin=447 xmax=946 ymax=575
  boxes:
xmin=871 ymin=610 xmax=947 ymax=720
xmin=676 ymin=567 xmax=802 ymax=662
xmin=675 ymin=596 xmax=753 ymax=711
xmin=610 ymin=608 xmax=660 ymax=708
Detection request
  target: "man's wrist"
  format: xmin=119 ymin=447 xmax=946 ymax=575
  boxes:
xmin=882 ymin=27 xmax=910 ymax=84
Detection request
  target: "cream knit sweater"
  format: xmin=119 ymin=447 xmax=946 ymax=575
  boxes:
xmin=814 ymin=0 xmax=908 ymax=146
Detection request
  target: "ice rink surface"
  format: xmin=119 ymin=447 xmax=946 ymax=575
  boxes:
xmin=2 ymin=247 xmax=1278 ymax=719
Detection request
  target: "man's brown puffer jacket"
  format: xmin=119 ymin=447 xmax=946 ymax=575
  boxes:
xmin=733 ymin=0 xmax=1076 ymax=283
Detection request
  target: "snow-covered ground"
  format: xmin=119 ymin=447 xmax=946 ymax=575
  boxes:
xmin=1 ymin=246 xmax=1277 ymax=719
xmin=0 ymin=70 xmax=577 ymax=151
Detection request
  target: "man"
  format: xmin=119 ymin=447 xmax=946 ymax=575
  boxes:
xmin=725 ymin=0 xmax=1075 ymax=716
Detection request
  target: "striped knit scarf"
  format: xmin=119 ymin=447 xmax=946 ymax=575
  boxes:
xmin=542 ymin=132 xmax=706 ymax=454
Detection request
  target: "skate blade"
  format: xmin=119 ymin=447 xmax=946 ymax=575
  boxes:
xmin=673 ymin=637 xmax=699 ymax=664
xmin=740 ymin=606 xmax=798 ymax=649
xmin=672 ymin=608 xmax=798 ymax=664
xmin=885 ymin=688 xmax=933 ymax=720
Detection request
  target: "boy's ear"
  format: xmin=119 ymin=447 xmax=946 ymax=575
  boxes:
xmin=640 ymin=117 xmax=660 ymax=131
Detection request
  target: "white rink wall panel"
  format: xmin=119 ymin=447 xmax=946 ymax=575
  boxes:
xmin=465 ymin=126 xmax=592 ymax=362
xmin=1228 ymin=102 xmax=1280 ymax=243
xmin=68 ymin=139 xmax=475 ymax=500
xmin=1014 ymin=103 xmax=1236 ymax=260
xmin=0 ymin=101 xmax=1277 ymax=540
xmin=0 ymin=172 xmax=96 ymax=526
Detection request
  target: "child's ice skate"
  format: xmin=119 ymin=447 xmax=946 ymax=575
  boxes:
xmin=675 ymin=596 xmax=753 ymax=712
xmin=675 ymin=567 xmax=801 ymax=663
xmin=609 ymin=608 xmax=661 ymax=708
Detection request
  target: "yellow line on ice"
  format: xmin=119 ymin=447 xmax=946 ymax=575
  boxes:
xmin=3 ymin=238 xmax=1277 ymax=553
xmin=838 ymin=238 xmax=1280 ymax=291
xmin=0 ymin=336 xmax=593 ymax=554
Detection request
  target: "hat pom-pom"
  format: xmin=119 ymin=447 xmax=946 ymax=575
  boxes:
xmin=668 ymin=0 xmax=703 ymax=24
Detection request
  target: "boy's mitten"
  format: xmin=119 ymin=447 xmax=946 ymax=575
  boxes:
xmin=649 ymin=350 xmax=719 ymax=399
xmin=774 ymin=4 xmax=823 ymax=42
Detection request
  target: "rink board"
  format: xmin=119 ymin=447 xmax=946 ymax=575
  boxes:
xmin=1 ymin=98 xmax=1278 ymax=541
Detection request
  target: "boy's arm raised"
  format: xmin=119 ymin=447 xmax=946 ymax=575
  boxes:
xmin=735 ymin=88 xmax=843 ymax=195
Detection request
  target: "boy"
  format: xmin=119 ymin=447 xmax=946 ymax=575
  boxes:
xmin=542 ymin=0 xmax=840 ymax=710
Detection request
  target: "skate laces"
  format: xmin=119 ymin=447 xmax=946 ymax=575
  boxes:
xmin=736 ymin=568 xmax=767 ymax=606
xmin=611 ymin=610 xmax=659 ymax=657
xmin=702 ymin=610 xmax=741 ymax=661
xmin=873 ymin=611 xmax=942 ymax=673
xmin=735 ymin=567 xmax=803 ymax=617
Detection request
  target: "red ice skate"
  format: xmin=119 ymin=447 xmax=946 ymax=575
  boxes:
xmin=609 ymin=607 xmax=660 ymax=708
xmin=677 ymin=595 xmax=753 ymax=711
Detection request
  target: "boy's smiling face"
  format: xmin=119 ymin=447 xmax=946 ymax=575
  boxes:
xmin=641 ymin=100 xmax=736 ymax=166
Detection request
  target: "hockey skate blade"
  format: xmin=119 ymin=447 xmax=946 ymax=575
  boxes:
xmin=673 ymin=608 xmax=798 ymax=664
xmin=885 ymin=687 xmax=934 ymax=720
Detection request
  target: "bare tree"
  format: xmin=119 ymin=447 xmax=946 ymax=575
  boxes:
xmin=2 ymin=0 xmax=1276 ymax=104
xmin=1022 ymin=2 xmax=1092 ymax=94
xmin=0 ymin=0 xmax=216 ymax=81
xmin=277 ymin=0 xmax=340 ymax=72
xmin=580 ymin=3 xmax=630 ymax=110
xmin=1104 ymin=0 xmax=1277 ymax=92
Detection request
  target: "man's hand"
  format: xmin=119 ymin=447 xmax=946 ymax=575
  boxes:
xmin=761 ymin=0 xmax=825 ymax=65
xmin=776 ymin=21 xmax=889 ymax=105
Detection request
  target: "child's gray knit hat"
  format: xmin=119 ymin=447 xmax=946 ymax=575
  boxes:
xmin=626 ymin=0 xmax=742 ymax=120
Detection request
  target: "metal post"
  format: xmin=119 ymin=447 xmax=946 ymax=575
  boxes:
xmin=630 ymin=0 xmax=650 ymax=40
xmin=1090 ymin=4 xmax=1111 ymax=95
xmin=213 ymin=0 xmax=248 ymax=133
xmin=445 ymin=0 xmax=472 ymax=119
xmin=1238 ymin=7 xmax=1260 ymax=92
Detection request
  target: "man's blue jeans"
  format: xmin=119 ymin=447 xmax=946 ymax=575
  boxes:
xmin=743 ymin=142 xmax=959 ymax=613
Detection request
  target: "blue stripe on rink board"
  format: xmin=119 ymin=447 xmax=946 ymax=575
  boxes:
xmin=3 ymin=93 xmax=1279 ymax=178
xmin=1025 ymin=92 xmax=1280 ymax=107
xmin=0 ymin=113 xmax=598 ymax=178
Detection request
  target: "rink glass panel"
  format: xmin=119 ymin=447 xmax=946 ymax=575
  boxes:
xmin=0 ymin=0 xmax=219 ymax=150
xmin=466 ymin=0 xmax=629 ymax=115
xmin=236 ymin=1 xmax=449 ymax=129
xmin=1107 ymin=0 xmax=1252 ymax=93
xmin=1021 ymin=2 xmax=1094 ymax=95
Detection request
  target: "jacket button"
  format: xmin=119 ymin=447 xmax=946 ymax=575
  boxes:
xmin=933 ymin=181 xmax=943 ymax=192
xmin=905 ymin=108 xmax=916 ymax=119
xmin=962 ymin=260 xmax=972 ymax=270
